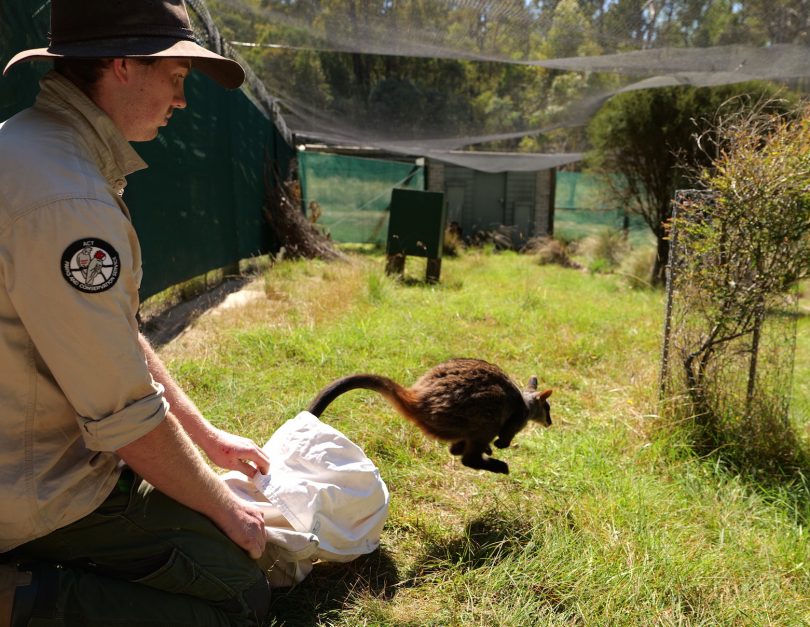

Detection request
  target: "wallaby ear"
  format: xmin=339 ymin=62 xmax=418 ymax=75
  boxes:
xmin=527 ymin=376 xmax=538 ymax=391
xmin=539 ymin=389 xmax=552 ymax=400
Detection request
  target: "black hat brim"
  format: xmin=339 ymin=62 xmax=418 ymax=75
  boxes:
xmin=4 ymin=38 xmax=244 ymax=89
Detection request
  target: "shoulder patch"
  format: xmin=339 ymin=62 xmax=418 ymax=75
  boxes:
xmin=61 ymin=238 xmax=121 ymax=294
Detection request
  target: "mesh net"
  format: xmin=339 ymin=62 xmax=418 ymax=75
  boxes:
xmin=207 ymin=0 xmax=810 ymax=172
xmin=299 ymin=151 xmax=424 ymax=244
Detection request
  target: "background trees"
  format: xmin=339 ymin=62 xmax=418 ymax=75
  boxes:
xmin=205 ymin=0 xmax=807 ymax=262
xmin=208 ymin=1 xmax=807 ymax=153
xmin=586 ymin=82 xmax=790 ymax=286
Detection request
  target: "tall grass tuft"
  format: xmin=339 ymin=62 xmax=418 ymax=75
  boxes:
xmin=524 ymin=236 xmax=580 ymax=269
xmin=618 ymin=245 xmax=657 ymax=289
xmin=576 ymin=228 xmax=629 ymax=272
xmin=366 ymin=270 xmax=392 ymax=304
xmin=443 ymin=223 xmax=464 ymax=257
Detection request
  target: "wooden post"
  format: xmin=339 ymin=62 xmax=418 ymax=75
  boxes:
xmin=385 ymin=253 xmax=405 ymax=278
xmin=426 ymin=258 xmax=441 ymax=283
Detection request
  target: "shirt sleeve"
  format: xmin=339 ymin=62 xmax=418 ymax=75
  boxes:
xmin=3 ymin=197 xmax=168 ymax=451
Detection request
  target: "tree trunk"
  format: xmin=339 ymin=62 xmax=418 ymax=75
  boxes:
xmin=651 ymin=231 xmax=670 ymax=287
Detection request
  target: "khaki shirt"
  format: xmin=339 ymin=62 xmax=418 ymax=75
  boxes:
xmin=0 ymin=72 xmax=169 ymax=551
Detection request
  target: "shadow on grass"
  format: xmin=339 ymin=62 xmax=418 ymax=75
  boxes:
xmin=269 ymin=547 xmax=399 ymax=626
xmin=397 ymin=276 xmax=441 ymax=288
xmin=677 ymin=409 xmax=810 ymax=524
xmin=337 ymin=243 xmax=385 ymax=257
xmin=403 ymin=511 xmax=533 ymax=582
xmin=400 ymin=508 xmax=575 ymax=617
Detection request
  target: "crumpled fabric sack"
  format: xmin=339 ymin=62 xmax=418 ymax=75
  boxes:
xmin=222 ymin=411 xmax=390 ymax=587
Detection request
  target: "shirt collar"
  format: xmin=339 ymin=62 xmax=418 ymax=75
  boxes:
xmin=33 ymin=71 xmax=148 ymax=183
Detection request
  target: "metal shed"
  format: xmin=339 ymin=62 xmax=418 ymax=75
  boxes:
xmin=426 ymin=161 xmax=557 ymax=247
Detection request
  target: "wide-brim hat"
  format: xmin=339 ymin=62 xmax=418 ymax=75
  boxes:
xmin=3 ymin=0 xmax=244 ymax=89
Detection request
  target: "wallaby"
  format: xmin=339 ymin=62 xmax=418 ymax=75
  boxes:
xmin=307 ymin=358 xmax=552 ymax=474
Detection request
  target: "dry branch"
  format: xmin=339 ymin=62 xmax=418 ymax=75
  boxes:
xmin=264 ymin=163 xmax=346 ymax=262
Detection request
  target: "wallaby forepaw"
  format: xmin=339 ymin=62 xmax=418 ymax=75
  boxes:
xmin=493 ymin=437 xmax=510 ymax=449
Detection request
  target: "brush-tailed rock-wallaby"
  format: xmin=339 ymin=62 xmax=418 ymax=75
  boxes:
xmin=307 ymin=358 xmax=552 ymax=474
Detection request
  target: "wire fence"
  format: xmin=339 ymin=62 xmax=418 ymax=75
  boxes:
xmin=660 ymin=190 xmax=803 ymax=438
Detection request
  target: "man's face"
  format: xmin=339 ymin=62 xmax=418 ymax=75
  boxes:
xmin=123 ymin=58 xmax=191 ymax=142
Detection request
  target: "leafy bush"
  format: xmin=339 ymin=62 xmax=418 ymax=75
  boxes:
xmin=662 ymin=100 xmax=810 ymax=477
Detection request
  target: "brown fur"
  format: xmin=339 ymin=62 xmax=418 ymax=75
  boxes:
xmin=307 ymin=359 xmax=552 ymax=474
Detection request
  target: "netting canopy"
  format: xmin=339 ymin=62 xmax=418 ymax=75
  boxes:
xmin=206 ymin=0 xmax=810 ymax=171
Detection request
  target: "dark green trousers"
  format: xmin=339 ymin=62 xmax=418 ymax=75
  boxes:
xmin=2 ymin=470 xmax=271 ymax=626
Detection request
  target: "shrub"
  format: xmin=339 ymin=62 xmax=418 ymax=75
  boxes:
xmin=618 ymin=246 xmax=657 ymax=289
xmin=661 ymin=100 xmax=810 ymax=477
xmin=577 ymin=228 xmax=628 ymax=272
xmin=523 ymin=236 xmax=580 ymax=269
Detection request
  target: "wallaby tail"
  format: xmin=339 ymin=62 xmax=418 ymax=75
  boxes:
xmin=307 ymin=374 xmax=413 ymax=418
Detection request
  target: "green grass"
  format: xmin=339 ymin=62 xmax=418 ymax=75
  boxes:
xmin=157 ymin=250 xmax=810 ymax=626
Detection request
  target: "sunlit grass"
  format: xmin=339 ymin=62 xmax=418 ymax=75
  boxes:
xmin=156 ymin=249 xmax=810 ymax=626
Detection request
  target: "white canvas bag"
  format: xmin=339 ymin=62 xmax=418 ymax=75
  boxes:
xmin=222 ymin=411 xmax=390 ymax=587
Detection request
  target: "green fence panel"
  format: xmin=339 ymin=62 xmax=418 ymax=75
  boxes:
xmin=555 ymin=171 xmax=621 ymax=211
xmin=299 ymin=151 xmax=424 ymax=245
xmin=0 ymin=1 xmax=49 ymax=121
xmin=554 ymin=171 xmax=649 ymax=243
xmin=126 ymin=75 xmax=292 ymax=298
xmin=1 ymin=0 xmax=292 ymax=300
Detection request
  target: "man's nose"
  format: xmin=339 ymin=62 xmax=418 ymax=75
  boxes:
xmin=173 ymin=86 xmax=187 ymax=109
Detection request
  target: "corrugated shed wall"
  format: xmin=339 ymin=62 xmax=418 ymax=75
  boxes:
xmin=429 ymin=160 xmax=556 ymax=242
xmin=444 ymin=165 xmax=476 ymax=234
xmin=535 ymin=169 xmax=555 ymax=236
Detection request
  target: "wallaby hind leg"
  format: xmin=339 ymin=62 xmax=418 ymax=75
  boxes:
xmin=461 ymin=441 xmax=509 ymax=474
xmin=451 ymin=440 xmax=492 ymax=457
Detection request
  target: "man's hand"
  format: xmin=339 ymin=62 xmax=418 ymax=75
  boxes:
xmin=201 ymin=428 xmax=271 ymax=478
xmin=118 ymin=416 xmax=267 ymax=560
xmin=211 ymin=497 xmax=267 ymax=559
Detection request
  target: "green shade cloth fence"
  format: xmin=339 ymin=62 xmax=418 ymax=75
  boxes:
xmin=1 ymin=0 xmax=292 ymax=300
xmin=299 ymin=151 xmax=424 ymax=245
xmin=554 ymin=171 xmax=648 ymax=242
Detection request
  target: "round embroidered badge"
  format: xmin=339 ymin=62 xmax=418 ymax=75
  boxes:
xmin=61 ymin=238 xmax=121 ymax=293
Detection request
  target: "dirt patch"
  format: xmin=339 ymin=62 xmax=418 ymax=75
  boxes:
xmin=141 ymin=276 xmax=256 ymax=347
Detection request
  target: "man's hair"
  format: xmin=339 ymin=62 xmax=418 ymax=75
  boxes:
xmin=54 ymin=57 xmax=158 ymax=95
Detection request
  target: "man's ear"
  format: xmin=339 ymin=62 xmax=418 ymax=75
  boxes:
xmin=110 ymin=58 xmax=131 ymax=83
